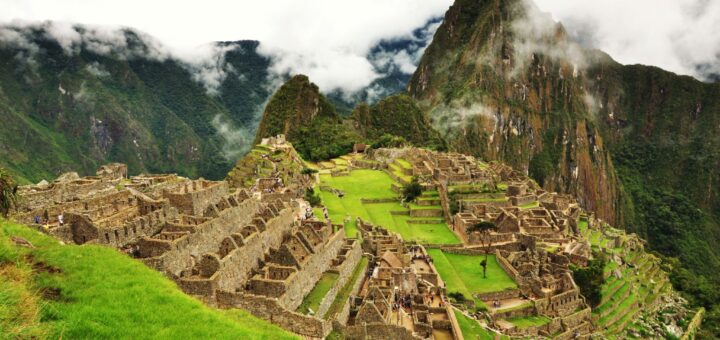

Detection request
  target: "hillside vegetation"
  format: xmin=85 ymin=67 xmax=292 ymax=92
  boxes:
xmin=0 ymin=27 xmax=274 ymax=183
xmin=406 ymin=0 xmax=720 ymax=335
xmin=0 ymin=219 xmax=297 ymax=339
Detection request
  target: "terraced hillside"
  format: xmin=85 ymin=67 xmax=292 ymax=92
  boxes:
xmin=580 ymin=217 xmax=693 ymax=338
xmin=315 ymin=164 xmax=459 ymax=244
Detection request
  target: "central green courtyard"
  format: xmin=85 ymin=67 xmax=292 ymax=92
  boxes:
xmin=428 ymin=249 xmax=517 ymax=309
xmin=318 ymin=169 xmax=459 ymax=244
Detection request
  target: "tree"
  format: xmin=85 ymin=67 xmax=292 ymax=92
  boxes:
xmin=304 ymin=188 xmax=321 ymax=207
xmin=402 ymin=177 xmax=424 ymax=202
xmin=570 ymin=252 xmax=607 ymax=307
xmin=469 ymin=221 xmax=496 ymax=278
xmin=0 ymin=167 xmax=19 ymax=218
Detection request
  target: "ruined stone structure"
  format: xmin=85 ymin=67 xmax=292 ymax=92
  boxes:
xmin=13 ymin=141 xmax=683 ymax=339
xmin=346 ymin=219 xmax=463 ymax=340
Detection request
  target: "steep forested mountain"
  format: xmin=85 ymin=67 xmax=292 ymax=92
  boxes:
xmin=0 ymin=26 xmax=272 ymax=183
xmin=407 ymin=0 xmax=720 ymax=335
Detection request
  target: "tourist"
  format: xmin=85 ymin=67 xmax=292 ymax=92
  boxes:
xmin=58 ymin=213 xmax=64 ymax=226
xmin=33 ymin=215 xmax=41 ymax=224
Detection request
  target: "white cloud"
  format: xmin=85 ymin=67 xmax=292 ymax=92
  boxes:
xmin=0 ymin=0 xmax=453 ymax=93
xmin=534 ymin=0 xmax=720 ymax=80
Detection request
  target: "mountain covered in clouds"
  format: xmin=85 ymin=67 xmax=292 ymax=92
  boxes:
xmin=407 ymin=0 xmax=720 ymax=334
xmin=0 ymin=21 xmax=434 ymax=183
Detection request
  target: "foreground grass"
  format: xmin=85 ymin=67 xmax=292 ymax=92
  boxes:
xmin=0 ymin=219 xmax=298 ymax=339
xmin=428 ymin=250 xmax=517 ymax=309
xmin=296 ymin=272 xmax=338 ymax=315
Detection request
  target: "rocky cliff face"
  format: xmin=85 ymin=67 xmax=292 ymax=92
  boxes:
xmin=408 ymin=0 xmax=720 ymax=315
xmin=408 ymin=0 xmax=621 ymax=225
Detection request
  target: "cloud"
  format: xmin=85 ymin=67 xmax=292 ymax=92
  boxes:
xmin=534 ymin=0 xmax=720 ymax=81
xmin=431 ymin=101 xmax=498 ymax=135
xmin=85 ymin=61 xmax=109 ymax=78
xmin=509 ymin=0 xmax=589 ymax=77
xmin=211 ymin=114 xmax=257 ymax=161
xmin=0 ymin=0 xmax=453 ymax=94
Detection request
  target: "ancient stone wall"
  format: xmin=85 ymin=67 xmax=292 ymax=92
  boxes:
xmin=279 ymin=229 xmax=346 ymax=310
xmin=316 ymin=240 xmax=362 ymax=318
xmin=216 ymin=291 xmax=333 ymax=338
xmin=346 ymin=323 xmax=420 ymax=340
xmin=141 ymin=199 xmax=264 ymax=275
xmin=164 ymin=180 xmax=229 ymax=216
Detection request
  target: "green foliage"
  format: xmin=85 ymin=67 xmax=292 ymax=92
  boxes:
xmin=570 ymin=252 xmax=606 ymax=307
xmin=402 ymin=178 xmax=424 ymax=202
xmin=293 ymin=116 xmax=359 ymax=162
xmin=448 ymin=291 xmax=467 ymax=303
xmin=468 ymin=221 xmax=496 ymax=233
xmin=301 ymin=168 xmax=318 ymax=175
xmin=304 ymin=188 xmax=322 ymax=207
xmin=0 ymin=168 xmax=19 ymax=217
xmin=352 ymin=94 xmax=446 ymax=151
xmin=371 ymin=133 xmax=408 ymax=149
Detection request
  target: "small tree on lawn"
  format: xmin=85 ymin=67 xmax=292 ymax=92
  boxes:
xmin=469 ymin=221 xmax=496 ymax=278
xmin=402 ymin=177 xmax=423 ymax=202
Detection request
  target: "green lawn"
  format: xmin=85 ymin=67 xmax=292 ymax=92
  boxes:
xmin=0 ymin=220 xmax=298 ymax=339
xmin=428 ymin=250 xmax=517 ymax=309
xmin=453 ymin=309 xmax=506 ymax=340
xmin=319 ymin=170 xmax=459 ymax=244
xmin=326 ymin=257 xmax=368 ymax=319
xmin=506 ymin=315 xmax=551 ymax=329
xmin=296 ymin=272 xmax=339 ymax=315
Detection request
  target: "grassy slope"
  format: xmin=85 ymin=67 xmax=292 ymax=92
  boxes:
xmin=428 ymin=249 xmax=516 ymax=310
xmin=453 ymin=309 xmax=506 ymax=340
xmin=0 ymin=219 xmax=297 ymax=339
xmin=326 ymin=257 xmax=368 ymax=319
xmin=319 ymin=169 xmax=459 ymax=243
xmin=296 ymin=272 xmax=339 ymax=315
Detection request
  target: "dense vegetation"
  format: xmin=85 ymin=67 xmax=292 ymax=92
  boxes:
xmin=0 ymin=27 xmax=274 ymax=183
xmin=352 ymin=94 xmax=446 ymax=151
xmin=570 ymin=253 xmax=606 ymax=308
xmin=0 ymin=219 xmax=297 ymax=339
xmin=405 ymin=0 xmax=720 ymax=336
xmin=254 ymin=76 xmax=446 ymax=162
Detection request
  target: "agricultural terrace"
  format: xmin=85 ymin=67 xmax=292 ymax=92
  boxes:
xmin=428 ymin=249 xmax=517 ymax=310
xmin=318 ymin=169 xmax=460 ymax=244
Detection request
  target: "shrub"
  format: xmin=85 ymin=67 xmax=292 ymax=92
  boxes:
xmin=304 ymin=188 xmax=322 ymax=207
xmin=402 ymin=178 xmax=423 ymax=202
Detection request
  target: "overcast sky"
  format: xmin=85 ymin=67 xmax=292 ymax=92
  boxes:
xmin=1 ymin=0 xmax=718 ymax=91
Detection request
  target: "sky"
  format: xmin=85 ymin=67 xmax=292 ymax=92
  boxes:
xmin=0 ymin=0 xmax=718 ymax=94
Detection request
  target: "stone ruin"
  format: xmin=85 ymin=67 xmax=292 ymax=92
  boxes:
xmin=13 ymin=156 xmax=362 ymax=337
xmin=346 ymin=219 xmax=463 ymax=340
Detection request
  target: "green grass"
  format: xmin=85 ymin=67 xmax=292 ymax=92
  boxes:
xmin=428 ymin=250 xmax=517 ymax=310
xmin=519 ymin=201 xmax=539 ymax=209
xmin=395 ymin=158 xmax=412 ymax=169
xmin=0 ymin=219 xmax=298 ymax=339
xmin=506 ymin=315 xmax=550 ymax=329
xmin=578 ymin=219 xmax=589 ymax=233
xmin=326 ymin=257 xmax=368 ymax=319
xmin=453 ymin=309 xmax=506 ymax=340
xmin=319 ymin=170 xmax=459 ymax=244
xmin=296 ymin=272 xmax=339 ymax=315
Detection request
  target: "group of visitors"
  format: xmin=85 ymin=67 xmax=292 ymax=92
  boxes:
xmin=33 ymin=212 xmax=63 ymax=229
